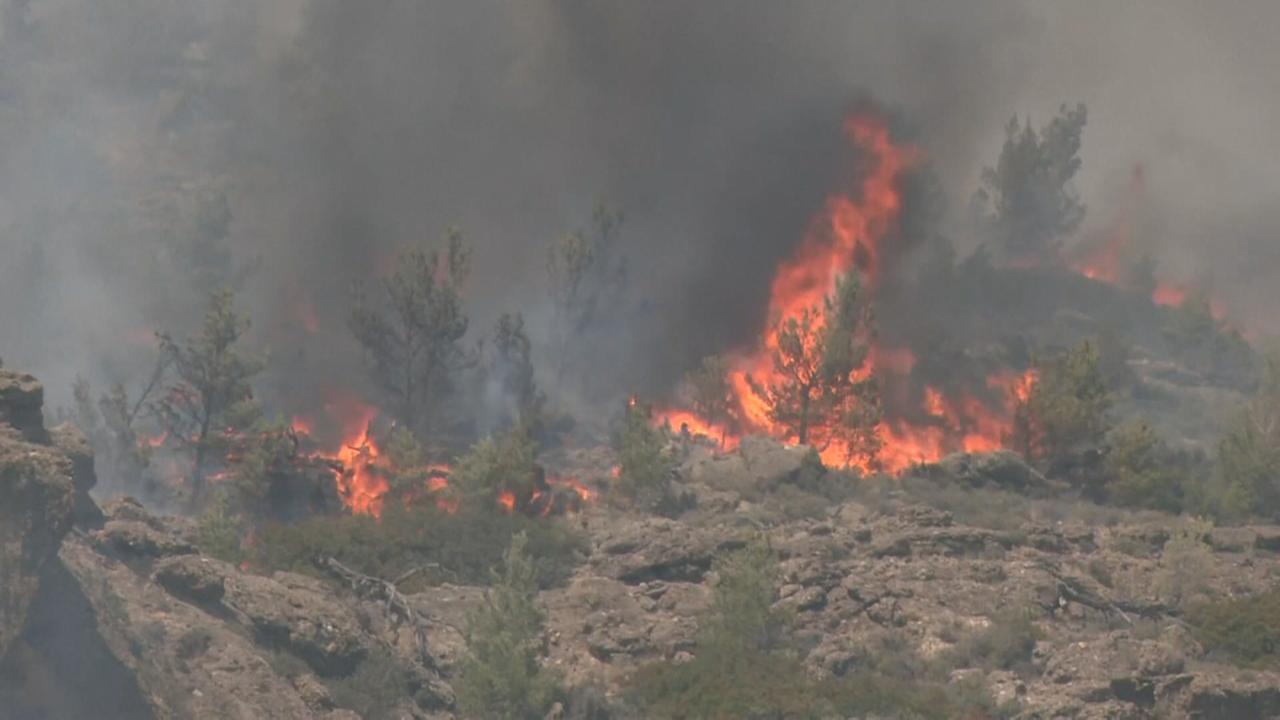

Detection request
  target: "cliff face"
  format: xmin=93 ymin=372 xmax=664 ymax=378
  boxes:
xmin=0 ymin=370 xmax=74 ymax=660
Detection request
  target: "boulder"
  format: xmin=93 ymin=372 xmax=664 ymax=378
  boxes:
xmin=0 ymin=370 xmax=48 ymax=443
xmin=0 ymin=425 xmax=74 ymax=659
xmin=918 ymin=450 xmax=1050 ymax=494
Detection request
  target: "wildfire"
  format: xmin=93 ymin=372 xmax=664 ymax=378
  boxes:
xmin=652 ymin=406 xmax=740 ymax=451
xmin=497 ymin=491 xmax=516 ymax=513
xmin=653 ymin=112 xmax=1040 ymax=474
xmin=293 ymin=395 xmax=458 ymax=519
xmin=547 ymin=474 xmax=596 ymax=503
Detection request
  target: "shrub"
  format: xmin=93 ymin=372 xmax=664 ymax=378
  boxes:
xmin=1023 ymin=340 xmax=1112 ymax=483
xmin=612 ymin=401 xmax=678 ymax=512
xmin=1155 ymin=518 xmax=1214 ymax=609
xmin=455 ymin=532 xmax=564 ymax=719
xmin=944 ymin=608 xmax=1043 ymax=675
xmin=328 ymin=646 xmax=418 ymax=720
xmin=1187 ymin=587 xmax=1280 ymax=667
xmin=1209 ymin=356 xmax=1280 ymax=521
xmin=194 ymin=489 xmax=247 ymax=564
xmin=452 ymin=425 xmax=539 ymax=509
xmin=250 ymin=503 xmax=585 ymax=589
xmin=1105 ymin=421 xmax=1189 ymax=513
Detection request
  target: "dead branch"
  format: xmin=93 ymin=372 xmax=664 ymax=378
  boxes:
xmin=1035 ymin=559 xmax=1178 ymax=625
xmin=315 ymin=555 xmax=440 ymax=668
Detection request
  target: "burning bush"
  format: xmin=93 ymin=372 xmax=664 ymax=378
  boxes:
xmin=452 ymin=425 xmax=540 ymax=513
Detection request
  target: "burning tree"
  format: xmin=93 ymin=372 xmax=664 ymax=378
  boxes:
xmin=974 ymin=102 xmax=1087 ymax=263
xmin=349 ymin=229 xmax=471 ymax=438
xmin=153 ymin=288 xmax=265 ymax=507
xmin=747 ymin=274 xmax=882 ymax=466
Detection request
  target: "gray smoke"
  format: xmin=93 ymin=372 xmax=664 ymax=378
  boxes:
xmin=2 ymin=0 xmax=1279 ymax=417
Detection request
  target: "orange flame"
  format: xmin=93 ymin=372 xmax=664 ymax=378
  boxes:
xmin=497 ymin=491 xmax=516 ymax=514
xmin=547 ymin=474 xmax=596 ymax=503
xmin=656 ymin=112 xmax=1039 ymax=474
xmin=652 ymin=407 xmax=740 ymax=451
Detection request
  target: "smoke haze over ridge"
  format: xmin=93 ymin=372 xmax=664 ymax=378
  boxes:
xmin=1 ymin=0 xmax=1278 ymax=411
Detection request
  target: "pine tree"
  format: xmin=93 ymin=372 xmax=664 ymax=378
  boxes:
xmin=974 ymin=103 xmax=1087 ymax=263
xmin=349 ymin=229 xmax=471 ymax=437
xmin=747 ymin=274 xmax=882 ymax=465
xmin=154 ymin=288 xmax=264 ymax=507
xmin=456 ymin=532 xmax=562 ymax=719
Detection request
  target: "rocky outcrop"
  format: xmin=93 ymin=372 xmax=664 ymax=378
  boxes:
xmin=0 ymin=424 xmax=75 ymax=661
xmin=0 ymin=369 xmax=48 ymax=443
xmin=0 ymin=369 xmax=79 ymax=662
xmin=7 ymin=366 xmax=1280 ymax=719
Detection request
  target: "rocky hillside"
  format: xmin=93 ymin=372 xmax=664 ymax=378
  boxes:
xmin=4 ymin=372 xmax=1280 ymax=719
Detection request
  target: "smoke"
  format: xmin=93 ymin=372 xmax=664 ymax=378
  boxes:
xmin=2 ymin=0 xmax=1280 ymax=418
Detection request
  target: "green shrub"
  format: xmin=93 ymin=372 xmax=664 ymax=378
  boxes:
xmin=613 ymin=401 xmax=678 ymax=511
xmin=1155 ymin=519 xmax=1214 ymax=609
xmin=194 ymin=489 xmax=247 ymax=564
xmin=452 ymin=425 xmax=539 ymax=509
xmin=1187 ymin=587 xmax=1280 ymax=667
xmin=1024 ymin=340 xmax=1112 ymax=484
xmin=249 ymin=503 xmax=585 ymax=589
xmin=328 ymin=646 xmax=418 ymax=720
xmin=455 ymin=532 xmax=564 ymax=719
xmin=1104 ymin=421 xmax=1190 ymax=513
xmin=943 ymin=608 xmax=1042 ymax=675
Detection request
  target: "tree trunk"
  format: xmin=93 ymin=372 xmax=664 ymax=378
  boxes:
xmin=190 ymin=412 xmax=212 ymax=510
xmin=797 ymin=389 xmax=811 ymax=445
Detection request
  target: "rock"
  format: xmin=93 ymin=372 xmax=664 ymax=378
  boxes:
xmin=222 ymin=572 xmax=368 ymax=676
xmin=918 ymin=450 xmax=1049 ymax=494
xmin=0 ymin=424 xmax=74 ymax=659
xmin=1207 ymin=527 xmax=1255 ymax=553
xmin=153 ymin=554 xmax=229 ymax=605
xmin=95 ymin=519 xmax=197 ymax=559
xmin=1252 ymin=526 xmax=1280 ymax=553
xmin=0 ymin=370 xmax=48 ymax=443
xmin=869 ymin=527 xmax=1016 ymax=558
xmin=49 ymin=423 xmax=103 ymax=525
xmin=894 ymin=504 xmax=953 ymax=528
xmin=592 ymin=518 xmax=737 ymax=584
xmin=685 ymin=436 xmax=810 ymax=495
